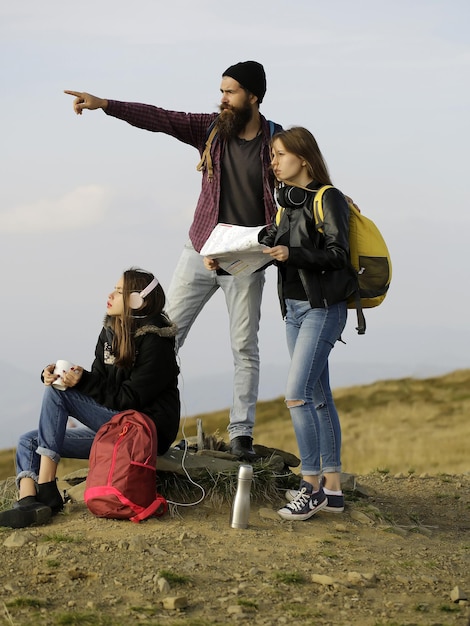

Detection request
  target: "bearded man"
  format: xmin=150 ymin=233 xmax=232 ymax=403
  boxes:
xmin=65 ymin=61 xmax=282 ymax=461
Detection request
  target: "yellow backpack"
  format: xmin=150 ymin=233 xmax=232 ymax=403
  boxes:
xmin=276 ymin=185 xmax=392 ymax=334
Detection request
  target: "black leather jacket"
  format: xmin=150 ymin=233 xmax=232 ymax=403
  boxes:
xmin=259 ymin=184 xmax=357 ymax=317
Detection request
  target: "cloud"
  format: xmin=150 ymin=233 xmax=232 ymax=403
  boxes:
xmin=0 ymin=185 xmax=112 ymax=233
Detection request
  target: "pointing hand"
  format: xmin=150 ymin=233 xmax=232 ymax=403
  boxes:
xmin=63 ymin=90 xmax=108 ymax=115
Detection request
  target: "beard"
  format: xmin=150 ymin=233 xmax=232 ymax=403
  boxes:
xmin=216 ymin=99 xmax=253 ymax=140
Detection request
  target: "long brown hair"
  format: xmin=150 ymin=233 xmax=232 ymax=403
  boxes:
xmin=272 ymin=126 xmax=332 ymax=187
xmin=110 ymin=267 xmax=166 ymax=368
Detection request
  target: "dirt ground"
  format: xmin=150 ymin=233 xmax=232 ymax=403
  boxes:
xmin=1 ymin=472 xmax=469 ymax=626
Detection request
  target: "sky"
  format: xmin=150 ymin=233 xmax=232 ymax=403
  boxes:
xmin=1 ymin=1 xmax=469 ymax=449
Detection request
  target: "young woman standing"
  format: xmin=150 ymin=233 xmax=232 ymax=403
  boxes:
xmin=260 ymin=127 xmax=356 ymax=520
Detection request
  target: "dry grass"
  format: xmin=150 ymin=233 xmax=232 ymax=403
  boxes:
xmin=159 ymin=458 xmax=297 ymax=507
xmin=0 ymin=369 xmax=469 ymax=484
xmin=179 ymin=368 xmax=470 ymax=476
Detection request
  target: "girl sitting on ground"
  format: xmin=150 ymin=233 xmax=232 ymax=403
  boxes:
xmin=0 ymin=267 xmax=180 ymax=528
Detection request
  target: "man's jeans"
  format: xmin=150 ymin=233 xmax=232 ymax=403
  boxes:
xmin=16 ymin=385 xmax=118 ymax=488
xmin=285 ymin=299 xmax=347 ymax=476
xmin=166 ymin=241 xmax=265 ymax=440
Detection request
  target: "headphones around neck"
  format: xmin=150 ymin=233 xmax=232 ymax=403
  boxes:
xmin=128 ymin=277 xmax=159 ymax=310
xmin=276 ymin=184 xmax=315 ymax=208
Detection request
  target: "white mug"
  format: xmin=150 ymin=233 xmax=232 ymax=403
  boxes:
xmin=52 ymin=360 xmax=74 ymax=391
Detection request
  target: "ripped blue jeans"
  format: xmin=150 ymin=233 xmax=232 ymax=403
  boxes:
xmin=285 ymin=299 xmax=347 ymax=476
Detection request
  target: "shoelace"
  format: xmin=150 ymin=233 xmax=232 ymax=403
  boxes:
xmin=286 ymin=487 xmax=311 ymax=512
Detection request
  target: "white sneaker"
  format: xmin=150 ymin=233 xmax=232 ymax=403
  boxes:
xmin=278 ymin=481 xmax=328 ymax=521
xmin=285 ymin=478 xmax=344 ymax=513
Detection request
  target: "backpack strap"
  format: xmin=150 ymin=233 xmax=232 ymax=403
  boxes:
xmin=312 ymin=185 xmax=332 ymax=234
xmin=268 ymin=120 xmax=282 ymax=137
xmin=196 ymin=118 xmax=281 ymax=182
xmin=130 ymin=494 xmax=168 ymax=523
xmin=196 ymin=121 xmax=218 ymax=182
xmin=313 ymin=185 xmax=366 ymax=335
xmin=353 ymin=290 xmax=366 ymax=335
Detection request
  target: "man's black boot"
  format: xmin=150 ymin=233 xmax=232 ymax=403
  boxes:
xmin=0 ymin=496 xmax=52 ymax=529
xmin=230 ymin=436 xmax=258 ymax=462
xmin=37 ymin=480 xmax=64 ymax=514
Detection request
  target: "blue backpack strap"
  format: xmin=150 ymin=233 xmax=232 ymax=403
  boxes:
xmin=206 ymin=119 xmax=217 ymax=136
xmin=268 ymin=120 xmax=282 ymax=137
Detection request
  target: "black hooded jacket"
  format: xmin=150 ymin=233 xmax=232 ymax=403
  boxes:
xmin=259 ymin=184 xmax=357 ymax=317
xmin=74 ymin=313 xmax=180 ymax=455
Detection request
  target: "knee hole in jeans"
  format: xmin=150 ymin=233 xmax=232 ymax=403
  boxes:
xmin=286 ymin=399 xmax=305 ymax=408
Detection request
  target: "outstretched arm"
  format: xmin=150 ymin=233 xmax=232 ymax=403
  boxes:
xmin=64 ymin=90 xmax=108 ymax=115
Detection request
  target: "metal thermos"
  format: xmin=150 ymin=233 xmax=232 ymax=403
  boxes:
xmin=230 ymin=464 xmax=253 ymax=529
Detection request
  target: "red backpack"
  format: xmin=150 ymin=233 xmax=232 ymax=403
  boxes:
xmin=84 ymin=410 xmax=167 ymax=523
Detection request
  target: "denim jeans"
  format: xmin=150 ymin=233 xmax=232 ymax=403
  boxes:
xmin=166 ymin=241 xmax=265 ymax=439
xmin=285 ymin=299 xmax=347 ymax=476
xmin=16 ymin=385 xmax=118 ymax=488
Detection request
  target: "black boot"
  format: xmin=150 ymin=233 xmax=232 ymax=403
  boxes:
xmin=0 ymin=496 xmax=52 ymax=529
xmin=37 ymin=480 xmax=64 ymax=514
xmin=230 ymin=436 xmax=258 ymax=462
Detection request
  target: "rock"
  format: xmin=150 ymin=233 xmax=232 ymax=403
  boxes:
xmin=340 ymin=472 xmax=357 ymax=491
xmin=157 ymin=577 xmax=171 ymax=593
xmin=420 ymin=575 xmax=437 ymax=585
xmin=347 ymin=571 xmax=377 ymax=585
xmin=353 ymin=481 xmax=372 ymax=497
xmin=157 ymin=448 xmax=238 ymax=476
xmin=450 ymin=585 xmax=467 ymax=602
xmin=263 ymin=454 xmax=286 ymax=473
xmin=363 ymin=572 xmax=378 ymax=583
xmin=364 ymin=504 xmax=381 ymax=517
xmin=252 ymin=445 xmax=300 ymax=468
xmin=66 ymin=481 xmax=86 ymax=503
xmin=227 ymin=605 xmax=245 ymax=615
xmin=162 ymin=596 xmax=188 ymax=610
xmin=349 ymin=510 xmax=375 ymax=525
xmin=62 ymin=467 xmax=89 ymax=485
xmin=311 ymin=573 xmax=335 ymax=586
xmin=3 ymin=531 xmax=37 ymax=548
xmin=334 ymin=523 xmax=348 ymax=533
xmin=347 ymin=571 xmax=365 ymax=584
xmin=128 ymin=536 xmax=151 ymax=552
xmin=196 ymin=449 xmax=237 ymax=460
xmin=36 ymin=544 xmax=52 ymax=557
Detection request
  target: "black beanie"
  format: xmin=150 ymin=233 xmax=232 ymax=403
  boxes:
xmin=222 ymin=61 xmax=267 ymax=103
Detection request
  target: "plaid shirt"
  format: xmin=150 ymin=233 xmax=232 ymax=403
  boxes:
xmin=105 ymin=100 xmax=279 ymax=252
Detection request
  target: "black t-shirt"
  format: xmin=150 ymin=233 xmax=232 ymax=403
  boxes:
xmin=218 ymin=134 xmax=265 ymax=226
